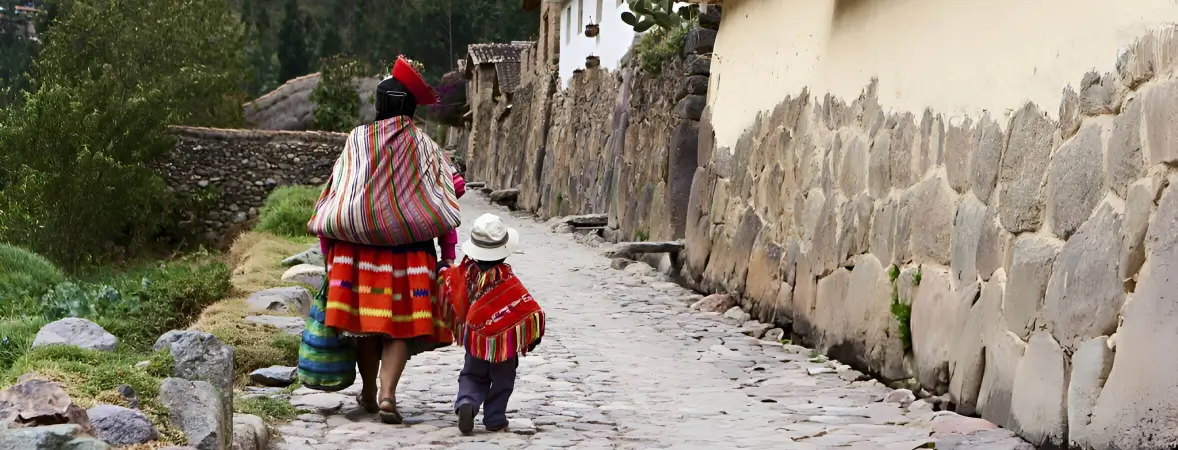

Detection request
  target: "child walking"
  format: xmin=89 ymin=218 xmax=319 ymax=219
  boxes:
xmin=439 ymin=213 xmax=545 ymax=435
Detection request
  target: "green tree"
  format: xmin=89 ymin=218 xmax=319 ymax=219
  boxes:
xmin=277 ymin=0 xmax=311 ymax=82
xmin=310 ymin=55 xmax=366 ymax=132
xmin=0 ymin=0 xmax=247 ymax=268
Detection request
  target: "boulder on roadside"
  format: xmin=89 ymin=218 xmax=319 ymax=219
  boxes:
xmin=0 ymin=424 xmax=110 ymax=450
xmin=31 ymin=318 xmax=118 ymax=352
xmin=231 ymin=414 xmax=269 ymax=450
xmin=723 ymin=306 xmax=751 ymax=325
xmin=245 ymin=286 xmax=312 ymax=315
xmin=0 ymin=379 xmax=91 ymax=433
xmin=280 ymin=264 xmax=326 ymax=288
xmin=690 ymin=294 xmax=736 ymax=313
xmin=159 ymin=378 xmax=230 ymax=450
xmin=281 ymin=246 xmax=323 ymax=267
xmin=87 ymin=404 xmax=158 ymax=446
xmin=489 ymin=189 xmax=520 ymax=207
xmin=244 ymin=315 xmax=305 ymax=335
xmin=153 ymin=331 xmax=235 ymax=405
xmin=249 ymin=366 xmax=297 ymax=388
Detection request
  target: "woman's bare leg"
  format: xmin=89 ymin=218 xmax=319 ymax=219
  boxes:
xmin=355 ymin=337 xmax=381 ymax=412
xmin=379 ymin=339 xmax=409 ymax=403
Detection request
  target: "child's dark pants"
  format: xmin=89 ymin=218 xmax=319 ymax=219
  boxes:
xmin=455 ymin=353 xmax=518 ymax=429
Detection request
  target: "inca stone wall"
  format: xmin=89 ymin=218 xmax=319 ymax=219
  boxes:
xmin=684 ymin=28 xmax=1178 ymax=450
xmin=159 ymin=126 xmax=345 ymax=241
xmin=468 ymin=20 xmax=1178 ymax=450
xmin=470 ymin=56 xmax=687 ymax=243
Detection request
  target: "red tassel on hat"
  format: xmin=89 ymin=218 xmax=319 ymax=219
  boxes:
xmin=391 ymin=56 xmax=439 ymax=105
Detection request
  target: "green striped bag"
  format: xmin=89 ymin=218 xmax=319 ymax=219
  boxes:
xmin=297 ymin=276 xmax=356 ymax=391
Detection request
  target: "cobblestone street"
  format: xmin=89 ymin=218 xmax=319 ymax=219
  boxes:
xmin=275 ymin=196 xmax=1033 ymax=450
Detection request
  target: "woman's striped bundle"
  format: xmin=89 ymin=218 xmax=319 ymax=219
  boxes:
xmin=308 ymin=116 xmax=461 ymax=246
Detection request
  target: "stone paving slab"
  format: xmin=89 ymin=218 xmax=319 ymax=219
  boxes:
xmin=274 ymin=196 xmax=1032 ymax=449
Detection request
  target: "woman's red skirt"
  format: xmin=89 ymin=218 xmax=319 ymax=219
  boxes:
xmin=322 ymin=239 xmax=452 ymax=348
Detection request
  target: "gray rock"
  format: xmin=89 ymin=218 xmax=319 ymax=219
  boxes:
xmin=884 ymin=389 xmax=916 ymax=407
xmin=678 ymin=75 xmax=708 ymax=98
xmin=281 ymin=246 xmax=324 ymax=267
xmin=1043 ymin=201 xmax=1124 ymax=351
xmin=909 ymin=174 xmax=957 ymax=265
xmin=1119 ymin=174 xmax=1164 ymax=284
xmin=997 ymin=103 xmax=1054 ymax=233
xmin=1059 ymin=85 xmax=1081 ymax=139
xmin=675 ymin=95 xmax=706 ymax=121
xmin=690 ymin=294 xmax=736 ymax=313
xmin=0 ymin=379 xmax=92 ymax=432
xmin=944 ymin=117 xmax=976 ymax=193
xmin=1079 ymin=71 xmax=1118 ymax=116
xmin=154 ymin=331 xmax=235 ymax=409
xmin=977 ymin=312 xmax=1027 ymax=429
xmin=290 ymin=392 xmax=346 ymax=414
xmin=245 ymin=286 xmax=312 ymax=315
xmin=232 ymin=414 xmax=269 ymax=450
xmin=1046 ymin=123 xmax=1105 ymax=238
xmin=159 ymin=378 xmax=230 ymax=450
xmin=951 ymin=194 xmax=986 ymax=289
xmin=32 ymin=318 xmax=118 ymax=352
xmin=280 ymin=264 xmax=325 ymax=288
xmin=87 ymin=404 xmax=158 ymax=446
xmin=116 ymin=384 xmax=138 ymax=410
xmin=1010 ymin=332 xmax=1068 ymax=448
xmin=249 ymin=366 xmax=297 ymax=387
xmin=762 ymin=328 xmax=785 ymax=342
xmin=244 ymin=315 xmax=305 ymax=335
xmin=869 ymin=196 xmax=897 ymax=265
xmin=1067 ymin=336 xmax=1114 ymax=449
xmin=489 ymin=189 xmax=519 ymax=207
xmin=1086 ymin=179 xmax=1178 ymax=450
xmin=1003 ymin=235 xmax=1063 ymax=340
xmin=685 ymin=28 xmax=717 ymax=54
xmin=1144 ymin=77 xmax=1178 ymax=165
xmin=723 ymin=306 xmax=751 ymax=325
xmin=737 ymin=320 xmax=771 ymax=338
xmin=950 ymin=273 xmax=1003 ymax=416
xmin=685 ymin=54 xmax=710 ymax=76
xmin=889 ymin=113 xmax=917 ymax=189
xmin=910 ymin=267 xmax=958 ymax=394
xmin=1107 ymin=97 xmax=1145 ymax=199
xmin=971 ymin=114 xmax=1004 ymax=204
xmin=975 ymin=205 xmax=1011 ymax=282
xmin=868 ymin=129 xmax=892 ymax=198
xmin=0 ymin=424 xmax=111 ymax=450
xmin=838 ymin=132 xmax=869 ymax=195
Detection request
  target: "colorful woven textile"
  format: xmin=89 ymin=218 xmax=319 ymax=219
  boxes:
xmin=440 ymin=258 xmax=545 ymax=363
xmin=308 ymin=116 xmax=461 ymax=246
xmin=322 ymin=240 xmax=453 ymax=347
xmin=298 ymin=277 xmax=356 ymax=392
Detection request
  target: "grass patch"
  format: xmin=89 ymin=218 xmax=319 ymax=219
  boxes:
xmin=0 ymin=345 xmax=184 ymax=445
xmin=0 ymin=243 xmax=67 ymax=304
xmin=889 ymin=264 xmax=914 ymax=353
xmin=254 ymin=185 xmax=322 ymax=238
xmin=191 ymin=232 xmax=313 ymax=385
xmin=235 ymin=396 xmax=300 ymax=423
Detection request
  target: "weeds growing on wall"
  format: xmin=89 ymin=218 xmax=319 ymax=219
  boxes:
xmin=634 ymin=19 xmax=694 ymax=74
xmin=888 ymin=264 xmax=914 ymax=353
xmin=254 ymin=185 xmax=322 ymax=238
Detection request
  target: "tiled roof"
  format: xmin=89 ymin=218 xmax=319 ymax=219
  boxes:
xmin=456 ymin=59 xmax=468 ymax=74
xmin=468 ymin=43 xmax=524 ymax=65
xmin=495 ymin=62 xmax=522 ymax=94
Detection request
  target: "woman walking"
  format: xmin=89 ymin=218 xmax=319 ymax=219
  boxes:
xmin=305 ymin=56 xmax=462 ymax=424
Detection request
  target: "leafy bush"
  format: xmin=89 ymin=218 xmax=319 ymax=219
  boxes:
xmin=0 ymin=317 xmax=48 ymax=373
xmin=0 ymin=244 xmax=66 ymax=301
xmin=311 ymin=55 xmax=368 ymax=132
xmin=0 ymin=0 xmax=247 ymax=268
xmin=634 ymin=20 xmax=692 ymax=73
xmin=254 ymin=185 xmax=321 ymax=237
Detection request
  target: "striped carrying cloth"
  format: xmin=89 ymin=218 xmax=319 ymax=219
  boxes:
xmin=298 ymin=277 xmax=356 ymax=392
xmin=322 ymin=240 xmax=453 ymax=346
xmin=307 ymin=116 xmax=461 ymax=247
xmin=440 ymin=258 xmax=545 ymax=363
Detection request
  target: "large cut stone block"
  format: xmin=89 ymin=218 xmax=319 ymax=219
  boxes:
xmin=977 ymin=323 xmax=1027 ymax=429
xmin=910 ymin=267 xmax=958 ymax=394
xmin=971 ymin=113 xmax=1004 ymax=205
xmin=951 ymin=193 xmax=986 ymax=289
xmin=1087 ymin=178 xmax=1178 ymax=450
xmin=1010 ymin=331 xmax=1068 ymax=448
xmin=950 ymin=273 xmax=1003 ymax=416
xmin=1046 ymin=123 xmax=1105 ymax=238
xmin=1043 ymin=201 xmax=1124 ymax=351
xmin=1107 ymin=97 xmax=1145 ymax=199
xmin=908 ymin=174 xmax=957 ymax=266
xmin=944 ymin=117 xmax=976 ymax=193
xmin=1067 ymin=336 xmax=1114 ymax=449
xmin=1003 ymin=235 xmax=1063 ymax=340
xmin=1120 ymin=173 xmax=1165 ymax=283
xmin=998 ymin=103 xmax=1055 ymax=233
xmin=1143 ymin=78 xmax=1178 ymax=166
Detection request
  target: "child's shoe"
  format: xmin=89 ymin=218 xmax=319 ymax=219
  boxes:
xmin=456 ymin=404 xmax=475 ymax=435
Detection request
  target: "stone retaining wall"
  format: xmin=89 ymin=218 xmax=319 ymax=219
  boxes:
xmin=467 ymin=20 xmax=1178 ymax=450
xmin=159 ymin=126 xmax=345 ymax=241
